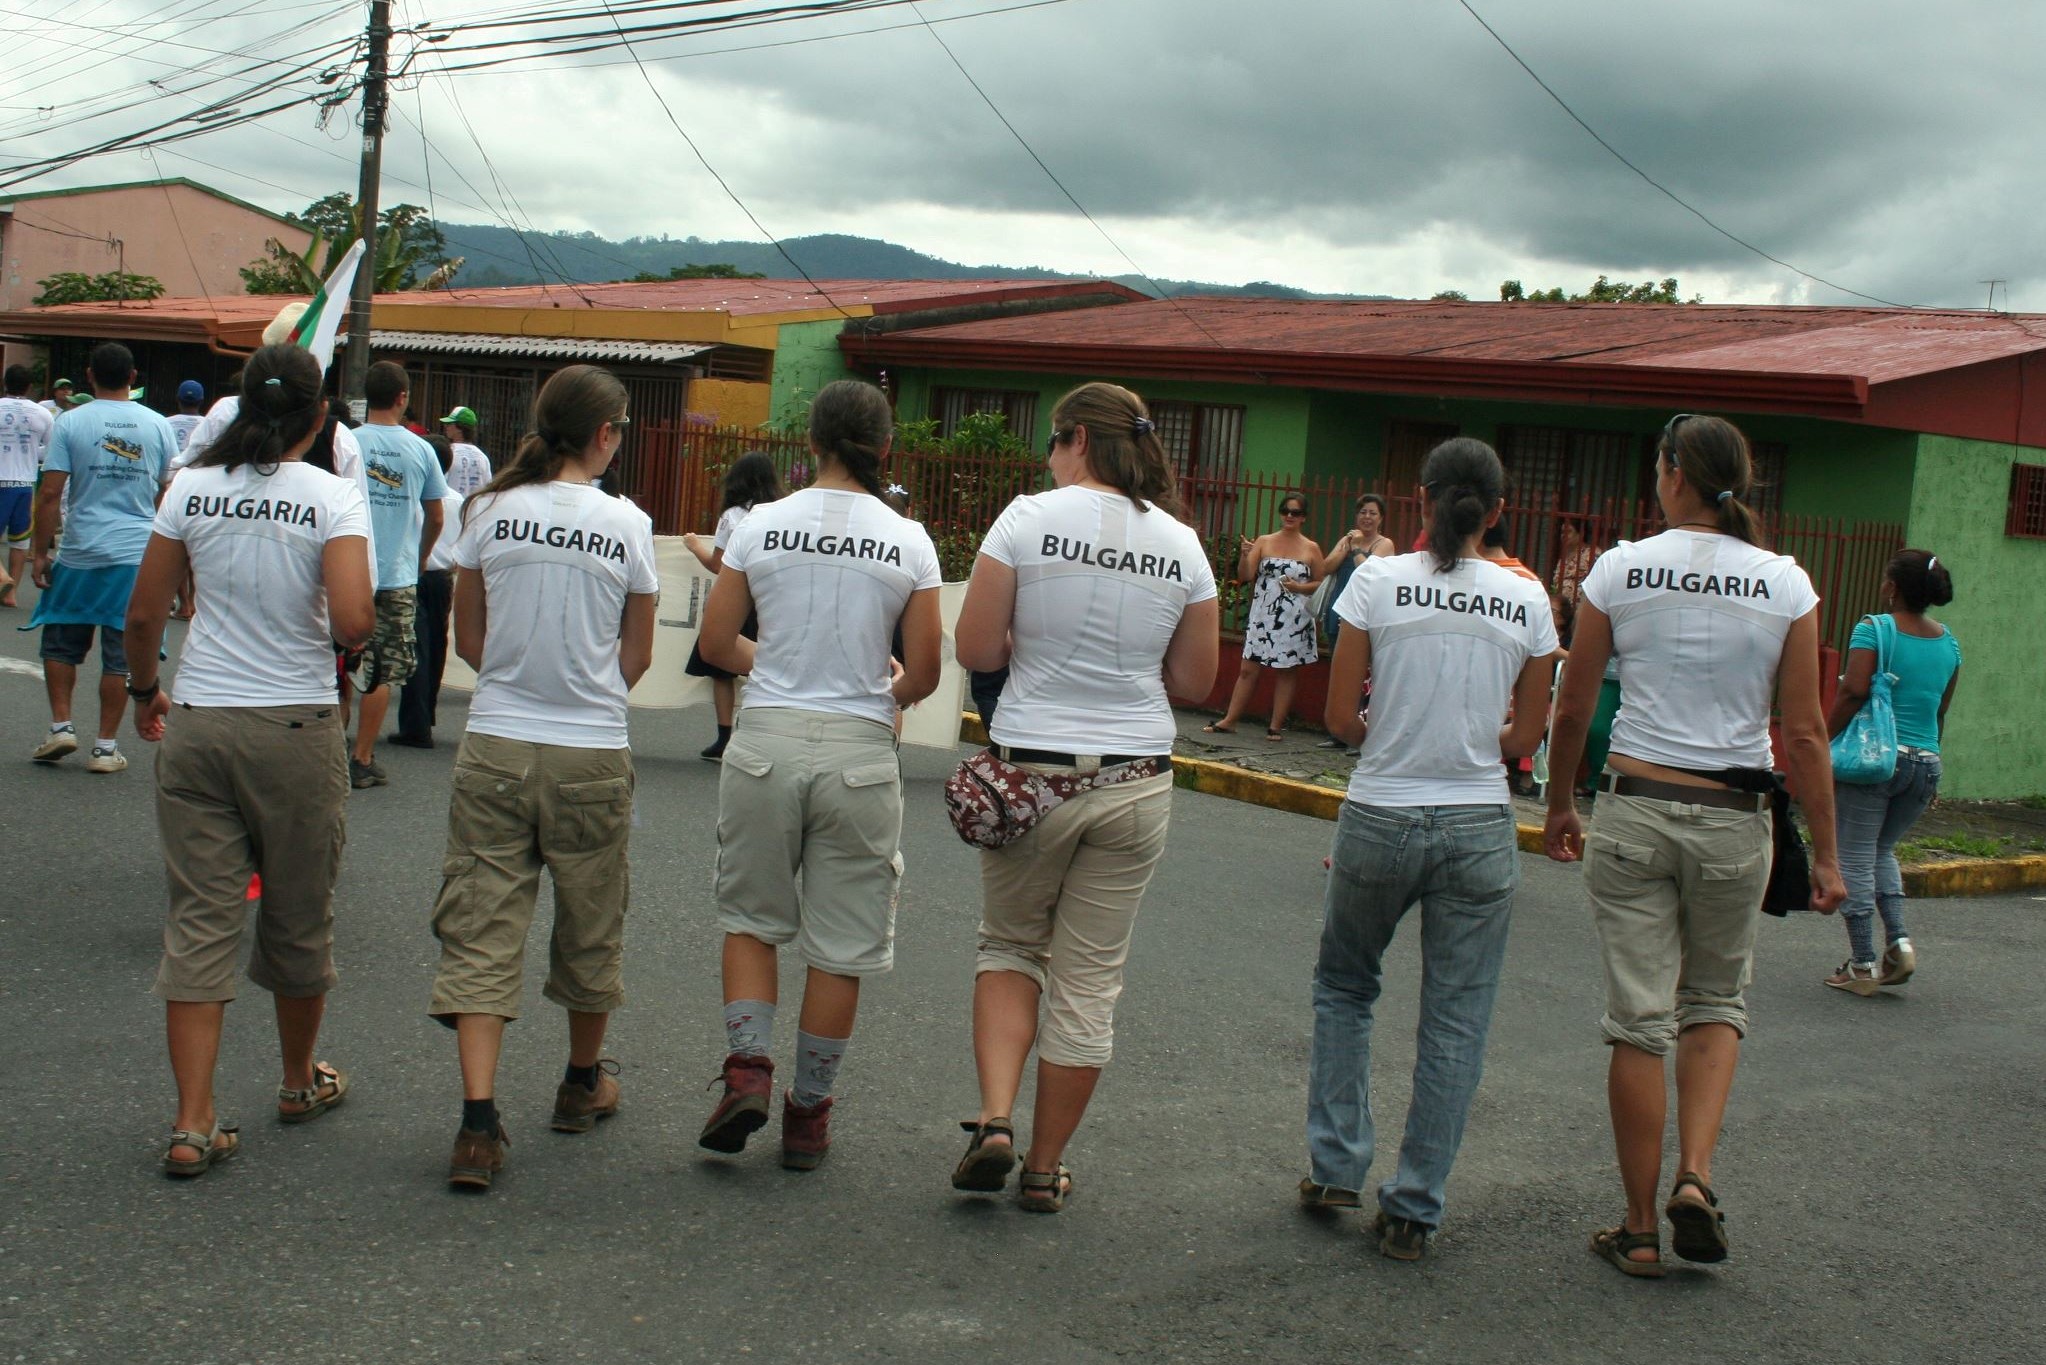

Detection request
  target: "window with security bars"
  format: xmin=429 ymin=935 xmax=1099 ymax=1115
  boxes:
xmin=1745 ymin=440 xmax=1787 ymax=522
xmin=1381 ymin=419 xmax=1460 ymax=499
xmin=1496 ymin=424 xmax=1635 ymax=567
xmin=930 ymin=387 xmax=1038 ymax=445
xmin=1149 ymin=400 xmax=1245 ymax=481
xmin=2008 ymin=462 xmax=2046 ymax=539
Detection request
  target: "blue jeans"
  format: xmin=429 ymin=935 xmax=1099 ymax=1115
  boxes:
xmin=1306 ymin=801 xmax=1518 ymax=1228
xmin=1833 ymin=749 xmax=1941 ymax=964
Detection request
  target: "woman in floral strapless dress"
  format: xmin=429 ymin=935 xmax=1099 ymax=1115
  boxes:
xmin=1204 ymin=493 xmax=1324 ymax=739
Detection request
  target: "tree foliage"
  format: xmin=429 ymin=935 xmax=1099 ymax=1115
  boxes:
xmin=621 ymin=263 xmax=765 ymax=282
xmin=240 ymin=193 xmax=455 ymax=294
xmin=33 ymin=270 xmax=166 ymax=305
xmin=1499 ymin=275 xmax=1700 ymax=304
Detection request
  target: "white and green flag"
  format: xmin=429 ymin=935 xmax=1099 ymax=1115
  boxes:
xmin=287 ymin=238 xmax=365 ymax=372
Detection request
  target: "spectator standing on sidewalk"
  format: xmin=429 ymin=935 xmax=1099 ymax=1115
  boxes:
xmin=1823 ymin=549 xmax=1960 ymax=995
xmin=440 ymin=406 xmax=493 ymax=495
xmin=121 ymin=344 xmax=375 ymax=1178
xmin=0 ymin=364 xmax=55 ymax=607
xmin=950 ymin=382 xmax=1219 ymax=1212
xmin=394 ymin=435 xmax=463 ymax=749
xmin=26 ymin=343 xmax=175 ymax=773
xmin=347 ymin=362 xmax=446 ymax=788
xmin=429 ymin=365 xmax=657 ymax=1191
xmin=695 ymin=380 xmax=941 ymax=1173
xmin=1300 ymin=437 xmax=1557 ymax=1260
xmin=1542 ymin=413 xmax=1845 ymax=1278
xmin=1203 ymin=494 xmax=1323 ymax=739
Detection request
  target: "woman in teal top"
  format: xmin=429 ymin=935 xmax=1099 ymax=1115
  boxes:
xmin=1824 ymin=549 xmax=1960 ymax=995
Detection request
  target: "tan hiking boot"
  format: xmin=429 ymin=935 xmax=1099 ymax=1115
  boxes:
xmin=448 ymin=1125 xmax=509 ymax=1190
xmin=551 ymin=1059 xmax=622 ymax=1133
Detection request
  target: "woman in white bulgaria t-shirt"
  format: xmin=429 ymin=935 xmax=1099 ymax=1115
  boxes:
xmin=695 ymin=380 xmax=943 ymax=1173
xmin=428 ymin=365 xmax=659 ymax=1192
xmin=951 ymin=382 xmax=1220 ymax=1212
xmin=122 ymin=344 xmax=376 ymax=1179
xmin=1301 ymin=438 xmax=1557 ymax=1259
xmin=1543 ymin=414 xmax=1845 ymax=1277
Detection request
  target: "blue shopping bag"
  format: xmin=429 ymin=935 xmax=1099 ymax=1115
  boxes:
xmin=1830 ymin=614 xmax=1898 ymax=785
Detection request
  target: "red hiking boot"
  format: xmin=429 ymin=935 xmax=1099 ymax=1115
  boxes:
xmin=698 ymin=1053 xmax=774 ymax=1153
xmin=781 ymin=1092 xmax=834 ymax=1171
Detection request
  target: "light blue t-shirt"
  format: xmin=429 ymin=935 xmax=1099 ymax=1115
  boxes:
xmin=1852 ymin=614 xmax=1962 ymax=752
xmin=353 ymin=423 xmax=448 ymax=591
xmin=46 ymin=399 xmax=174 ymax=567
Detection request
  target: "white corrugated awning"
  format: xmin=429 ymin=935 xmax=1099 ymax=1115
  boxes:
xmin=368 ymin=330 xmax=714 ymax=364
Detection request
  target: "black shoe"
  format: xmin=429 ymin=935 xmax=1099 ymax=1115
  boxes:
xmin=699 ymin=736 xmax=729 ymax=763
xmin=348 ymin=758 xmax=385 ymax=790
xmin=389 ymin=733 xmax=435 ymax=749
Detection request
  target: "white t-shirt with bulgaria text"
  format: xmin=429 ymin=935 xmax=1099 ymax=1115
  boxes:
xmin=1582 ymin=528 xmax=1819 ymax=772
xmin=453 ymin=481 xmax=659 ymax=750
xmin=0 ymin=396 xmax=54 ymax=481
xmin=1336 ymin=553 xmax=1558 ymax=806
xmin=153 ymin=462 xmax=370 ymax=707
xmin=979 ymin=485 xmax=1218 ymax=755
xmin=723 ymin=487 xmax=942 ymax=727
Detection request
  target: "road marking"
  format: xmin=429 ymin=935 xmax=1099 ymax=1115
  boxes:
xmin=0 ymin=657 xmax=44 ymax=681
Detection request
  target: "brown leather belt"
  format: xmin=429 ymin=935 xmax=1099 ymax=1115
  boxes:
xmin=1599 ymin=773 xmax=1769 ymax=812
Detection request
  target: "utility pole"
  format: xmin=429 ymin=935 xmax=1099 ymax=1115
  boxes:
xmin=342 ymin=0 xmax=391 ymax=414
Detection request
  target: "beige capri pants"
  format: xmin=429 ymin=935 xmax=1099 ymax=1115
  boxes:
xmin=715 ymin=707 xmax=904 ymax=977
xmin=977 ymin=767 xmax=1175 ymax=1068
xmin=428 ymin=732 xmax=635 ymax=1022
xmin=1584 ymin=790 xmax=1774 ymax=1055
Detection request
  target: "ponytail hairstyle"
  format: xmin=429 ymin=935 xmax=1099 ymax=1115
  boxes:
xmin=722 ymin=449 xmax=788 ymax=512
xmin=196 ymin=344 xmax=324 ymax=474
xmin=1886 ymin=547 xmax=1954 ymax=612
xmin=1049 ymin=381 xmax=1184 ymax=519
xmin=1418 ymin=437 xmax=1505 ymax=573
xmin=808 ymin=379 xmax=892 ymax=499
xmin=467 ymin=364 xmax=628 ymax=520
xmin=1658 ymin=413 xmax=1764 ymax=546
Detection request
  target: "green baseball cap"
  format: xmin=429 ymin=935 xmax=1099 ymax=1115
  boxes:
xmin=438 ymin=405 xmax=479 ymax=426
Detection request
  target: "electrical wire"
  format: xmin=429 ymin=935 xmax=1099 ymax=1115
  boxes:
xmin=145 ymin=146 xmax=219 ymax=313
xmin=1453 ymin=0 xmax=1922 ymax=310
xmin=595 ymin=0 xmax=853 ymax=317
xmin=907 ymin=1 xmax=1229 ymax=343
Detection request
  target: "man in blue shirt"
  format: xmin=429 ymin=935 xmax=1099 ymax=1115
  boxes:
xmin=27 ymin=343 xmax=174 ymax=772
xmin=347 ymin=361 xmax=446 ymax=789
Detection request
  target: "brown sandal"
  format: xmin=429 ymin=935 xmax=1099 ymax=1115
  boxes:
xmin=1590 ymin=1225 xmax=1665 ymax=1278
xmin=951 ymin=1118 xmax=1017 ymax=1192
xmin=1666 ymin=1172 xmax=1729 ymax=1263
xmin=1017 ymin=1163 xmax=1072 ymax=1213
xmin=163 ymin=1120 xmax=240 ymax=1179
xmin=278 ymin=1062 xmax=349 ymax=1124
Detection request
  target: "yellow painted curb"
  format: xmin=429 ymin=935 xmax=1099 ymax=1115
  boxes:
xmin=1903 ymin=854 xmax=2046 ymax=899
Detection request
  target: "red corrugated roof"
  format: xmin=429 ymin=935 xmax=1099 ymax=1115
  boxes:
xmin=373 ymin=277 xmax=1140 ymax=316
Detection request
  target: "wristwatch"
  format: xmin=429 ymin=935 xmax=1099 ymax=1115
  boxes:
xmin=126 ymin=679 xmax=161 ymax=702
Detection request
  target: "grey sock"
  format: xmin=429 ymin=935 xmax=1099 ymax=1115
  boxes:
xmin=791 ymin=1030 xmax=849 ymax=1109
xmin=723 ymin=999 xmax=775 ymax=1058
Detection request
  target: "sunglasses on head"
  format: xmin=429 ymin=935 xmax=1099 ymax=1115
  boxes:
xmin=1658 ymin=412 xmax=1696 ymax=459
xmin=1044 ymin=427 xmax=1073 ymax=456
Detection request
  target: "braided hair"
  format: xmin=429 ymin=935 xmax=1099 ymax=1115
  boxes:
xmin=807 ymin=379 xmax=892 ymax=498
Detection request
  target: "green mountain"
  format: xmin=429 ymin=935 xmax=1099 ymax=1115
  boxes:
xmin=435 ymin=223 xmax=1380 ymax=300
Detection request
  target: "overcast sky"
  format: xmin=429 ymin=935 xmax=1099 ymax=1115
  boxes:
xmin=8 ymin=0 xmax=2041 ymax=308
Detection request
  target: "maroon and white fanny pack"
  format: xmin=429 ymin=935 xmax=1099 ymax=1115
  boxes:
xmin=943 ymin=748 xmax=1169 ymax=850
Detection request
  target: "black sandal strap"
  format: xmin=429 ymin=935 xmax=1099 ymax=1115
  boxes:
xmin=1670 ymin=1171 xmax=1718 ymax=1206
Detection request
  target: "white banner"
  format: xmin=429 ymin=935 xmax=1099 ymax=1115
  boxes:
xmin=441 ymin=536 xmax=969 ymax=750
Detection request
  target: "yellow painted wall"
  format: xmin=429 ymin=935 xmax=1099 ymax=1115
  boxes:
xmin=688 ymin=378 xmax=771 ymax=426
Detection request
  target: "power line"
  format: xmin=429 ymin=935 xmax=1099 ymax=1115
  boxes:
xmin=597 ymin=0 xmax=854 ymax=317
xmin=145 ymin=146 xmax=219 ymax=314
xmin=906 ymin=2 xmax=1229 ymax=344
xmin=1453 ymin=0 xmax=1921 ymax=310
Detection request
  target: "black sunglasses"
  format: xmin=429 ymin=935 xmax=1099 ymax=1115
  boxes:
xmin=1658 ymin=412 xmax=1695 ymax=460
xmin=1044 ymin=427 xmax=1073 ymax=456
xmin=1281 ymin=505 xmax=1306 ymax=518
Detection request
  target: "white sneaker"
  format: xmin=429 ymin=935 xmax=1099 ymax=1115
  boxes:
xmin=1882 ymin=938 xmax=1917 ymax=986
xmin=85 ymin=748 xmax=128 ymax=774
xmin=32 ymin=730 xmax=78 ymax=763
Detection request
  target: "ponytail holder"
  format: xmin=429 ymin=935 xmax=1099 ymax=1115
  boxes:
xmin=1927 ymin=554 xmax=1938 ymax=570
xmin=1716 ymin=490 xmax=1734 ymax=505
xmin=885 ymin=483 xmax=908 ymax=497
xmin=1132 ymin=417 xmax=1156 ymax=437
xmin=263 ymin=377 xmax=283 ymax=388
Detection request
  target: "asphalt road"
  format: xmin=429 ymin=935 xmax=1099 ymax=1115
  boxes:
xmin=0 ymin=618 xmax=2040 ymax=1364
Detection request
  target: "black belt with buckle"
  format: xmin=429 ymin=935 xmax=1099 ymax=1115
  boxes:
xmin=1599 ymin=773 xmax=1768 ymax=812
xmin=997 ymin=746 xmax=1168 ymax=769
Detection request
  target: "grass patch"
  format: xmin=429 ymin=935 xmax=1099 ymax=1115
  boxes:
xmin=2020 ymin=795 xmax=2046 ymax=812
xmin=1898 ymin=833 xmax=2018 ymax=861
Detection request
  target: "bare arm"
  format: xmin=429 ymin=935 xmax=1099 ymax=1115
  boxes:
xmin=683 ymin=532 xmax=723 ymax=573
xmin=1323 ymin=620 xmax=1373 ymax=748
xmin=453 ymin=568 xmax=487 ymax=672
xmin=1282 ymin=540 xmax=1326 ymax=592
xmin=955 ymin=553 xmax=1017 ymax=672
xmin=122 ymin=534 xmax=186 ymax=742
xmin=1500 ymin=653 xmax=1556 ymax=759
xmin=1234 ymin=535 xmax=1260 ymax=584
xmin=1937 ymin=666 xmax=1960 ymax=734
xmin=1825 ymin=646 xmax=1877 ymax=739
xmin=619 ymin=592 xmax=657 ymax=690
xmin=418 ymin=498 xmax=444 ymax=576
xmin=1319 ymin=531 xmax=1357 ymax=575
xmin=30 ymin=472 xmax=66 ymax=583
xmin=324 ymin=535 xmax=375 ymax=648
xmin=893 ymin=587 xmax=943 ymax=708
xmin=1776 ymin=609 xmax=1846 ymax=912
xmin=1161 ymin=597 xmax=1221 ymax=703
xmin=1542 ymin=602 xmax=1611 ymax=861
xmin=700 ymin=567 xmax=756 ymax=676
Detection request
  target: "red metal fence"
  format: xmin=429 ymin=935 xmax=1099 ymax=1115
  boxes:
xmin=621 ymin=424 xmax=1902 ymax=652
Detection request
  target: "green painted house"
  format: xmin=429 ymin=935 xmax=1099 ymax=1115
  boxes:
xmin=835 ymin=298 xmax=2046 ymax=800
